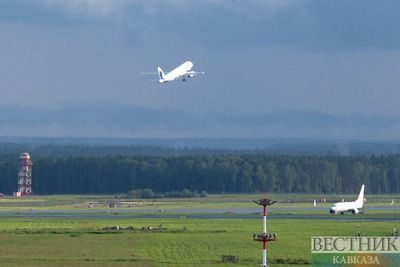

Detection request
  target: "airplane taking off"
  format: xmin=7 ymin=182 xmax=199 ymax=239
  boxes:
xmin=157 ymin=61 xmax=204 ymax=83
xmin=154 ymin=61 xmax=204 ymax=83
xmin=142 ymin=61 xmax=204 ymax=83
xmin=329 ymin=184 xmax=365 ymax=215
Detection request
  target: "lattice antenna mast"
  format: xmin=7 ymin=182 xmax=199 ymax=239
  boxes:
xmin=17 ymin=152 xmax=32 ymax=196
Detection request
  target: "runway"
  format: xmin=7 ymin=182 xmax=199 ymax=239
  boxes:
xmin=0 ymin=206 xmax=398 ymax=221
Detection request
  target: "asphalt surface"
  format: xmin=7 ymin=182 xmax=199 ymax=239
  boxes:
xmin=0 ymin=206 xmax=398 ymax=221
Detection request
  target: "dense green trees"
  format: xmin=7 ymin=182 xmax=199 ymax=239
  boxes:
xmin=0 ymin=154 xmax=400 ymax=195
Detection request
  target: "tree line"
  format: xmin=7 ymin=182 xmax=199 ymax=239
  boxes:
xmin=2 ymin=142 xmax=400 ymax=158
xmin=0 ymin=154 xmax=399 ymax=195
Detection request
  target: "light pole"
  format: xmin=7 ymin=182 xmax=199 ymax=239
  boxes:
xmin=253 ymin=198 xmax=277 ymax=267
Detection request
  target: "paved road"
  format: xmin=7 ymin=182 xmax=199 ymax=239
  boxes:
xmin=0 ymin=206 xmax=398 ymax=221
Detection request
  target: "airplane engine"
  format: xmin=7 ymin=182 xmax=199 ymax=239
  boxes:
xmin=187 ymin=74 xmax=194 ymax=78
xmin=329 ymin=209 xmax=337 ymax=214
xmin=351 ymin=209 xmax=359 ymax=215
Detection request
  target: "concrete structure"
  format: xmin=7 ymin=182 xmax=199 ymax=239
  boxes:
xmin=16 ymin=152 xmax=32 ymax=196
xmin=253 ymin=198 xmax=277 ymax=267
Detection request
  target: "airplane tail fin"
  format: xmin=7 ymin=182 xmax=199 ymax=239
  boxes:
xmin=356 ymin=184 xmax=365 ymax=205
xmin=157 ymin=67 xmax=165 ymax=81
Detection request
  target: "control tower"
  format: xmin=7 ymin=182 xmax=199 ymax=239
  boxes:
xmin=17 ymin=152 xmax=32 ymax=196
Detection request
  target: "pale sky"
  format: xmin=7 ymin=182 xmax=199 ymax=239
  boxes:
xmin=1 ymin=0 xmax=400 ymax=139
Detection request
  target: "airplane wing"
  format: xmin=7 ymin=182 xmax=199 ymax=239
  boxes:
xmin=179 ymin=71 xmax=205 ymax=80
xmin=187 ymin=71 xmax=205 ymax=76
xmin=140 ymin=72 xmax=159 ymax=82
xmin=140 ymin=72 xmax=158 ymax=75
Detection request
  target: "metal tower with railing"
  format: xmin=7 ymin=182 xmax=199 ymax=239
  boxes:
xmin=17 ymin=152 xmax=32 ymax=196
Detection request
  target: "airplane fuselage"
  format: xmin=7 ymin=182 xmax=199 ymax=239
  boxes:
xmin=329 ymin=201 xmax=363 ymax=215
xmin=159 ymin=61 xmax=194 ymax=83
xmin=329 ymin=184 xmax=365 ymax=215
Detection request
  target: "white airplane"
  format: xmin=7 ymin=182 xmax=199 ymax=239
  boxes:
xmin=146 ymin=61 xmax=204 ymax=83
xmin=329 ymin=184 xmax=365 ymax=215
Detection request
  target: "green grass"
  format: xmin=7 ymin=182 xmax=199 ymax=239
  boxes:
xmin=0 ymin=193 xmax=398 ymax=210
xmin=0 ymin=217 xmax=397 ymax=266
xmin=0 ymin=194 xmax=399 ymax=266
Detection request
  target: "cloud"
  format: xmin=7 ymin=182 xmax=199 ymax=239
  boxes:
xmin=34 ymin=0 xmax=307 ymax=18
xmin=31 ymin=0 xmax=310 ymax=48
xmin=36 ymin=0 xmax=187 ymax=17
xmin=37 ymin=0 xmax=132 ymax=17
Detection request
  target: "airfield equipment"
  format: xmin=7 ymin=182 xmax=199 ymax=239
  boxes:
xmin=253 ymin=198 xmax=277 ymax=267
xmin=16 ymin=152 xmax=32 ymax=196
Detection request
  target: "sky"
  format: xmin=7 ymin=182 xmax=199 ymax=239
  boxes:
xmin=1 ymin=0 xmax=400 ymax=139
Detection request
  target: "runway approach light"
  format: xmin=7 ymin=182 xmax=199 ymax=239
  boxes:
xmin=253 ymin=198 xmax=277 ymax=267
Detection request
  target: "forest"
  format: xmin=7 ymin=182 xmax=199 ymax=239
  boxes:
xmin=0 ymin=153 xmax=399 ymax=195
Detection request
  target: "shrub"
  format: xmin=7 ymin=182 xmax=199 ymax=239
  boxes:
xmin=128 ymin=188 xmax=162 ymax=199
xmin=164 ymin=189 xmax=197 ymax=198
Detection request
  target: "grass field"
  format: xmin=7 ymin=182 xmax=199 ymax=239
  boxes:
xmin=0 ymin=194 xmax=399 ymax=266
xmin=0 ymin=192 xmax=397 ymax=209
